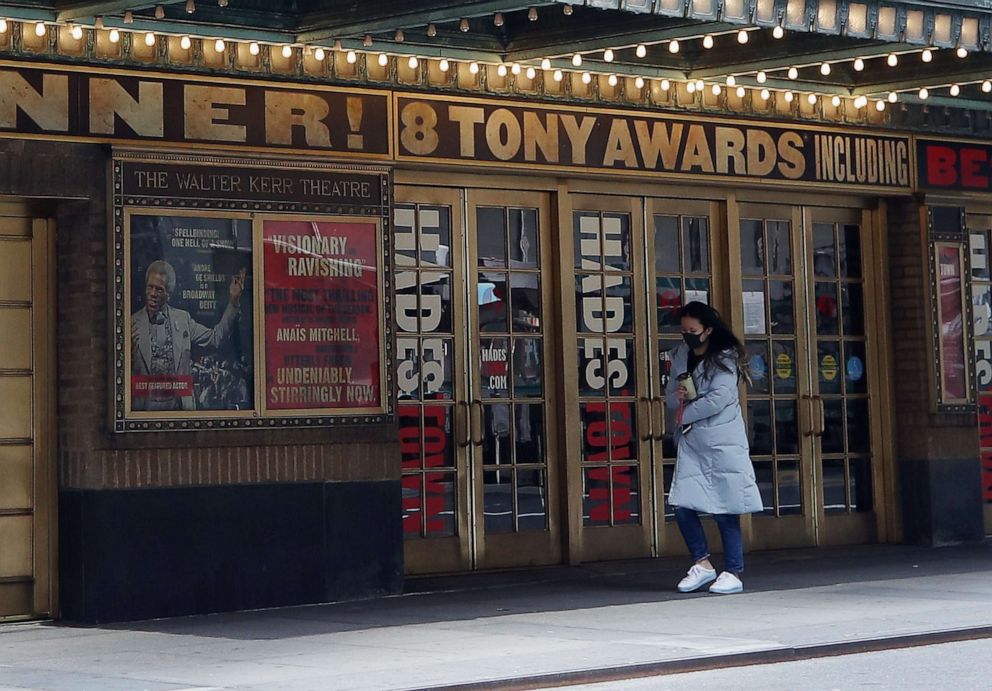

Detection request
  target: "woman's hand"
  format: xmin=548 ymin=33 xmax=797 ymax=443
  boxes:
xmin=674 ymin=385 xmax=688 ymax=402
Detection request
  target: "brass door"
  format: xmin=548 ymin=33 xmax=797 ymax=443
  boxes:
xmin=737 ymin=203 xmax=879 ymax=549
xmin=396 ymin=187 xmax=560 ymax=573
xmin=0 ymin=204 xmax=55 ymax=620
xmin=568 ymin=195 xmax=653 ymax=560
xmin=644 ymin=198 xmax=725 ymax=557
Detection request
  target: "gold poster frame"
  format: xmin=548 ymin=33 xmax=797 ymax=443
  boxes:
xmin=933 ymin=241 xmax=972 ymax=406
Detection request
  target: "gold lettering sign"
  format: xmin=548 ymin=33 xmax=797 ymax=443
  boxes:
xmin=395 ymin=94 xmax=912 ymax=190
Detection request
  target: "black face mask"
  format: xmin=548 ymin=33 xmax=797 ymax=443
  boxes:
xmin=682 ymin=332 xmax=705 ymax=349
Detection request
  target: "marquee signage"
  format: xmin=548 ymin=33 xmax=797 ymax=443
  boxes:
xmin=0 ymin=63 xmax=391 ymax=157
xmin=918 ymin=139 xmax=992 ymax=192
xmin=395 ymin=95 xmax=912 ymax=190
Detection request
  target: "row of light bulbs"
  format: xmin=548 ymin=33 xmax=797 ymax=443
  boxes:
xmin=0 ymin=17 xmax=984 ymax=107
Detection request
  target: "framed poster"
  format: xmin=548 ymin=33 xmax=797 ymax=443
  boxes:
xmin=935 ymin=242 xmax=969 ymax=404
xmin=111 ymin=150 xmax=392 ymax=432
xmin=126 ymin=211 xmax=255 ymax=415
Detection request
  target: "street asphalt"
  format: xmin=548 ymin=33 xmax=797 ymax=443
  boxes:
xmin=0 ymin=542 xmax=990 ymax=690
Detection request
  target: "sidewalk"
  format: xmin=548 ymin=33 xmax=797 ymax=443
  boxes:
xmin=1 ymin=543 xmax=991 ymax=691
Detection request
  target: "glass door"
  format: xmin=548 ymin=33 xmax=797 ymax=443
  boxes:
xmin=644 ymin=198 xmax=723 ymax=557
xmin=467 ymin=190 xmax=561 ymax=569
xmin=737 ymin=204 xmax=817 ymax=549
xmin=968 ymin=213 xmax=992 ymax=536
xmin=395 ymin=186 xmax=560 ymax=574
xmin=737 ymin=203 xmax=879 ymax=550
xmin=807 ymin=206 xmax=878 ymax=545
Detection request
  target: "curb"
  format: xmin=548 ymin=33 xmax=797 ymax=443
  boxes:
xmin=419 ymin=625 xmax=992 ymax=690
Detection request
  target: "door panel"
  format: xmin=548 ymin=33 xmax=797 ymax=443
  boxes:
xmin=396 ymin=187 xmax=559 ymax=573
xmin=967 ymin=214 xmax=992 ymax=537
xmin=0 ymin=209 xmax=55 ymax=621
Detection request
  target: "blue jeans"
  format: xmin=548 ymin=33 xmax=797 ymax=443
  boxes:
xmin=674 ymin=507 xmax=744 ymax=576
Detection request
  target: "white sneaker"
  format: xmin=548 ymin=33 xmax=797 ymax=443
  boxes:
xmin=677 ymin=564 xmax=717 ymax=592
xmin=709 ymin=571 xmax=744 ymax=594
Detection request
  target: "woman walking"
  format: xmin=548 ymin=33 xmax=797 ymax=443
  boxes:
xmin=665 ymin=301 xmax=763 ymax=595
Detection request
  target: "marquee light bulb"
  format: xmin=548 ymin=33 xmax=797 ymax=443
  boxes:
xmin=853 ymin=58 xmax=865 ymax=71
xmin=922 ymin=49 xmax=933 ymax=63
xmin=788 ymin=66 xmax=798 ymax=79
xmin=686 ymin=81 xmax=696 ymax=94
xmin=346 ymin=50 xmax=357 ymax=64
xmin=541 ymin=58 xmax=551 ymax=70
xmin=888 ymin=91 xmax=898 ymax=103
xmin=282 ymin=45 xmax=292 ymax=58
xmin=820 ymin=62 xmax=831 ymax=76
xmin=636 ymin=44 xmax=647 ymax=58
xmin=581 ymin=72 xmax=591 ymax=85
xmin=525 ymin=66 xmax=535 ymax=79
xmin=603 ymin=48 xmax=614 ymax=62
xmin=887 ymin=53 xmax=898 ymax=67
xmin=854 ymin=95 xmax=868 ymax=108
xmin=214 ymin=38 xmax=225 ymax=53
xmin=773 ymin=25 xmax=784 ymax=39
xmin=703 ymin=35 xmax=714 ymax=49
xmin=876 ymin=100 xmax=886 ymax=112
xmin=552 ymin=69 xmax=563 ymax=82
xmin=668 ymin=40 xmax=679 ymax=54
xmin=378 ymin=53 xmax=389 ymax=67
xmin=807 ymin=93 xmax=818 ymax=105
xmin=108 ymin=28 xmax=120 ymax=43
xmin=144 ymin=32 xmax=156 ymax=46
xmin=470 ymin=62 xmax=480 ymax=75
xmin=958 ymin=47 xmax=969 ymax=59
xmin=984 ymin=80 xmax=992 ymax=93
xmin=511 ymin=63 xmax=521 ymax=75
xmin=71 ymin=24 xmax=82 ymax=40
xmin=950 ymin=84 xmax=961 ymax=96
xmin=607 ymin=74 xmax=618 ymax=87
xmin=831 ymin=95 xmax=841 ymax=107
xmin=695 ymin=79 xmax=704 ymax=92
xmin=726 ymin=75 xmax=736 ymax=87
xmin=736 ymin=86 xmax=746 ymax=98
xmin=737 ymin=30 xmax=749 ymax=44
xmin=408 ymin=56 xmax=418 ymax=69
xmin=497 ymin=63 xmax=507 ymax=77
xmin=918 ymin=87 xmax=929 ymax=100
xmin=757 ymin=71 xmax=767 ymax=84
xmin=760 ymin=88 xmax=770 ymax=100
xmin=35 ymin=22 xmax=46 ymax=37
xmin=180 ymin=35 xmax=191 ymax=50
xmin=249 ymin=42 xmax=260 ymax=55
xmin=711 ymin=83 xmax=722 ymax=95
xmin=571 ymin=53 xmax=582 ymax=67
xmin=635 ymin=76 xmax=646 ymax=89
xmin=0 ymin=19 xmax=9 ymax=34
xmin=314 ymin=47 xmax=326 ymax=61
xmin=659 ymin=78 xmax=670 ymax=91
xmin=784 ymin=91 xmax=795 ymax=103
xmin=440 ymin=57 xmax=451 ymax=72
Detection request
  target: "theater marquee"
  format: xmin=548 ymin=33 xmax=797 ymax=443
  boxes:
xmin=111 ymin=150 xmax=393 ymax=432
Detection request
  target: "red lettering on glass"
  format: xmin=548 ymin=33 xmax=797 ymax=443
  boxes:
xmin=423 ymin=472 xmax=451 ymax=535
xmin=586 ymin=465 xmax=611 ymax=522
xmin=961 ymin=148 xmax=990 ymax=189
xmin=611 ymin=466 xmax=634 ymax=522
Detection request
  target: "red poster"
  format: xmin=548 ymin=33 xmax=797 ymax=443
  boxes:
xmin=938 ymin=245 xmax=967 ymax=401
xmin=263 ymin=219 xmax=381 ymax=411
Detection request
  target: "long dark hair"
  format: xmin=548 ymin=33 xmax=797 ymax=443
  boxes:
xmin=680 ymin=301 xmax=749 ymax=381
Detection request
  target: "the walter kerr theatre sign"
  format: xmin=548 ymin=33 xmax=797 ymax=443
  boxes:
xmin=0 ymin=61 xmax=914 ymax=191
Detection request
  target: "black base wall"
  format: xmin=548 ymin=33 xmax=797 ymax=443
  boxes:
xmin=900 ymin=457 xmax=985 ymax=546
xmin=59 ymin=480 xmax=402 ymax=623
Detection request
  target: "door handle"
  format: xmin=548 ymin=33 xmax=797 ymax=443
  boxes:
xmin=470 ymin=400 xmax=484 ymax=445
xmin=653 ymin=397 xmax=666 ymax=441
xmin=639 ymin=396 xmax=654 ymax=441
xmin=802 ymin=394 xmax=816 ymax=437
xmin=813 ymin=395 xmax=826 ymax=437
xmin=457 ymin=401 xmax=472 ymax=448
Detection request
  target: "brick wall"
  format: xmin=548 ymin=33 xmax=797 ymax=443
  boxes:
xmin=1 ymin=140 xmax=399 ymax=492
